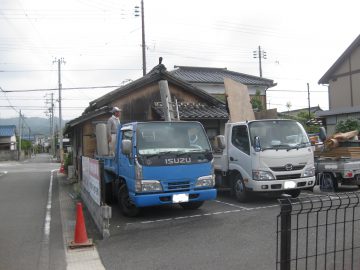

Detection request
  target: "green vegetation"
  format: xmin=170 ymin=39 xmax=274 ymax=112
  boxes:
xmin=64 ymin=151 xmax=73 ymax=172
xmin=250 ymin=90 xmax=264 ymax=111
xmin=335 ymin=118 xmax=360 ymax=133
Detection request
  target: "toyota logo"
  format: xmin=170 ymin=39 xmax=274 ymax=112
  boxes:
xmin=285 ymin=164 xmax=293 ymax=171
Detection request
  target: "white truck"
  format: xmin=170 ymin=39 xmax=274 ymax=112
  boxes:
xmin=213 ymin=119 xmax=316 ymax=202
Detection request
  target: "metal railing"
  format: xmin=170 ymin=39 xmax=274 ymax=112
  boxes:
xmin=276 ymin=192 xmax=360 ymax=270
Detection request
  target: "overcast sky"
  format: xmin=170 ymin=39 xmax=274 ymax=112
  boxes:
xmin=0 ymin=0 xmax=359 ymax=121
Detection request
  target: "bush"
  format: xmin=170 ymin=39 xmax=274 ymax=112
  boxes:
xmin=63 ymin=152 xmax=73 ymax=172
xmin=335 ymin=118 xmax=360 ymax=133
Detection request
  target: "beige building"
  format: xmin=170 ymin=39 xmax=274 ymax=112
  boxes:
xmin=317 ymin=34 xmax=360 ymax=134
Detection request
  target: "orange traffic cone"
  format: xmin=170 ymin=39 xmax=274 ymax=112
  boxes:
xmin=59 ymin=163 xmax=65 ymax=174
xmin=69 ymin=202 xmax=93 ymax=249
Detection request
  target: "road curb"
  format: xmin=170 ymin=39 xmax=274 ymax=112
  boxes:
xmin=57 ymin=172 xmax=105 ymax=270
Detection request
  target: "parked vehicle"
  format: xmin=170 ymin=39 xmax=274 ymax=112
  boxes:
xmin=314 ymin=127 xmax=360 ymax=190
xmin=315 ymin=157 xmax=360 ymax=190
xmin=213 ymin=119 xmax=316 ymax=202
xmin=96 ymin=121 xmax=216 ymax=216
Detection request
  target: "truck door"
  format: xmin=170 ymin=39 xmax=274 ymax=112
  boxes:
xmin=229 ymin=125 xmax=252 ymax=180
xmin=118 ymin=129 xmax=136 ymax=192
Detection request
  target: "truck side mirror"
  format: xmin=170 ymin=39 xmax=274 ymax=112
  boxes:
xmin=254 ymin=136 xmax=261 ymax=152
xmin=121 ymin=139 xmax=132 ymax=155
xmin=214 ymin=135 xmax=226 ymax=150
xmin=319 ymin=127 xmax=327 ymax=142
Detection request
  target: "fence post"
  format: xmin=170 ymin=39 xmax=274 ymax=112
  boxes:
xmin=280 ymin=197 xmax=292 ymax=270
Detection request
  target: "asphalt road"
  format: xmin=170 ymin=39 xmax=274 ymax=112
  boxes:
xmin=95 ymin=191 xmax=302 ymax=270
xmin=0 ymin=154 xmax=65 ymax=270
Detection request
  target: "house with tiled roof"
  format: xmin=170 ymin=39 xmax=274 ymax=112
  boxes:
xmin=64 ymin=63 xmax=230 ymax=175
xmin=317 ymin=34 xmax=360 ymax=134
xmin=0 ymin=125 xmax=17 ymax=150
xmin=170 ymin=66 xmax=276 ymax=109
xmin=0 ymin=125 xmax=17 ymax=161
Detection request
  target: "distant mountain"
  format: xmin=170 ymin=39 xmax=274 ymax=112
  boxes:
xmin=0 ymin=117 xmax=67 ymax=136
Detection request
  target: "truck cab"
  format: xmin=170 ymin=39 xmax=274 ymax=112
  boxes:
xmin=213 ymin=119 xmax=316 ymax=202
xmin=100 ymin=121 xmax=216 ymax=216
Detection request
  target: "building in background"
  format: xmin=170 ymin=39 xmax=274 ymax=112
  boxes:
xmin=0 ymin=125 xmax=17 ymax=161
xmin=170 ymin=66 xmax=276 ymax=109
xmin=317 ymin=34 xmax=360 ymax=134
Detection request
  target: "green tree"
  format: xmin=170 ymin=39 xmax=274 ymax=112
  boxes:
xmin=296 ymin=111 xmax=320 ymax=134
xmin=251 ymin=90 xmax=264 ymax=111
xmin=335 ymin=118 xmax=360 ymax=133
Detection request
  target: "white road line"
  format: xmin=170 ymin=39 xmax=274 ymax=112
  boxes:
xmin=214 ymin=199 xmax=250 ymax=210
xmin=125 ymin=209 xmax=244 ymax=227
xmin=38 ymin=169 xmax=56 ymax=269
xmin=44 ymin=171 xmax=55 ymax=239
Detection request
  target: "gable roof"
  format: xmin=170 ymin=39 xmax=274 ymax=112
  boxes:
xmin=170 ymin=66 xmax=276 ymax=87
xmin=0 ymin=125 xmax=16 ymax=137
xmin=280 ymin=106 xmax=323 ymax=114
xmin=65 ymin=64 xmax=228 ymax=133
xmin=86 ymin=64 xmax=224 ymax=114
xmin=318 ymin=34 xmax=360 ymax=84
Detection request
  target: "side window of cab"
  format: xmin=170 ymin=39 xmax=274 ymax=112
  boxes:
xmin=122 ymin=130 xmax=133 ymax=141
xmin=231 ymin=125 xmax=250 ymax=155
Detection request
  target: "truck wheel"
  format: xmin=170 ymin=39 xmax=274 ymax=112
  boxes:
xmin=286 ymin=189 xmax=301 ymax=198
xmin=117 ymin=185 xmax=140 ymax=217
xmin=321 ymin=173 xmax=338 ymax=192
xmin=180 ymin=201 xmax=204 ymax=210
xmin=232 ymin=174 xmax=248 ymax=202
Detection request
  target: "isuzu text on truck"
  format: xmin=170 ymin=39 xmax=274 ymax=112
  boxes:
xmin=213 ymin=119 xmax=316 ymax=202
xmin=96 ymin=121 xmax=216 ymax=216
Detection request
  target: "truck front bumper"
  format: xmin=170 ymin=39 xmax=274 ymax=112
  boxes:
xmin=131 ymin=188 xmax=217 ymax=208
xmin=249 ymin=176 xmax=315 ymax=192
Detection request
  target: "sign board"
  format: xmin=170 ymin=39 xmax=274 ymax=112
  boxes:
xmin=224 ymin=78 xmax=255 ymax=122
xmin=82 ymin=156 xmax=101 ymax=206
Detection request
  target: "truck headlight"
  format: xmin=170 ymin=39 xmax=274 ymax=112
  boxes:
xmin=252 ymin=170 xmax=275 ymax=181
xmin=141 ymin=180 xmax=162 ymax=192
xmin=303 ymin=167 xmax=315 ymax=177
xmin=196 ymin=175 xmax=215 ymax=188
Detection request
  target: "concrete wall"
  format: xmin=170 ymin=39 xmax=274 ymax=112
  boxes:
xmin=0 ymin=150 xmax=18 ymax=161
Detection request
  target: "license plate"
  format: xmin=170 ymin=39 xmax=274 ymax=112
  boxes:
xmin=284 ymin=181 xmax=296 ymax=189
xmin=172 ymin=193 xmax=189 ymax=203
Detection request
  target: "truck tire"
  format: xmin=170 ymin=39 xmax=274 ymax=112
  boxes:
xmin=286 ymin=189 xmax=301 ymax=198
xmin=321 ymin=173 xmax=338 ymax=192
xmin=180 ymin=201 xmax=204 ymax=210
xmin=232 ymin=174 xmax=249 ymax=203
xmin=117 ymin=185 xmax=140 ymax=217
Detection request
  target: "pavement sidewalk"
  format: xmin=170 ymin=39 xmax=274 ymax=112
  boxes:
xmin=57 ymin=172 xmax=105 ymax=270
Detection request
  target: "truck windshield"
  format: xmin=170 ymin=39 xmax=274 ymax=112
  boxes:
xmin=249 ymin=120 xmax=310 ymax=150
xmin=136 ymin=122 xmax=211 ymax=156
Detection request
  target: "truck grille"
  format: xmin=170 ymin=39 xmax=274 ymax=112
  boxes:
xmin=270 ymin=165 xmax=305 ymax=172
xmin=166 ymin=181 xmax=191 ymax=191
xmin=276 ymin=174 xmax=301 ymax=180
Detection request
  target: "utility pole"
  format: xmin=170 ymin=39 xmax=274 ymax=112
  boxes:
xmin=135 ymin=0 xmax=146 ymax=76
xmin=253 ymin=45 xmax=267 ymax=77
xmin=307 ymin=83 xmax=311 ymax=119
xmin=54 ymin=58 xmax=65 ymax=163
xmin=18 ymin=110 xmax=22 ymax=160
xmin=51 ymin=93 xmax=55 ymax=157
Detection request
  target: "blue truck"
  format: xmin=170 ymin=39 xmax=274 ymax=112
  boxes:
xmin=96 ymin=121 xmax=216 ymax=217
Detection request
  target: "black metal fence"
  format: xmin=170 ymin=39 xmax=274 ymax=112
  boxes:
xmin=276 ymin=192 xmax=360 ymax=270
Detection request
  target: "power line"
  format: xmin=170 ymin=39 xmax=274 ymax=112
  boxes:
xmin=267 ymin=89 xmax=327 ymax=93
xmin=0 ymin=68 xmax=141 ymax=72
xmin=1 ymin=85 xmax=120 ymax=92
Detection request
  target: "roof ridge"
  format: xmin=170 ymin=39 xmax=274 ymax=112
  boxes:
xmin=174 ymin=66 xmax=227 ymax=71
